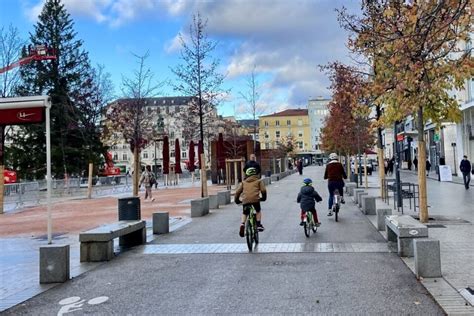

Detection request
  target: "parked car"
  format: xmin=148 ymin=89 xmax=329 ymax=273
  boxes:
xmin=351 ymin=161 xmax=373 ymax=175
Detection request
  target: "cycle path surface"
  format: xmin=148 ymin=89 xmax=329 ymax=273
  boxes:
xmin=3 ymin=166 xmax=443 ymax=315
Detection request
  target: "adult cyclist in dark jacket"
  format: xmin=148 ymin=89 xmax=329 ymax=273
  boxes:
xmin=324 ymin=153 xmax=347 ymax=216
xmin=297 ymin=178 xmax=323 ymax=226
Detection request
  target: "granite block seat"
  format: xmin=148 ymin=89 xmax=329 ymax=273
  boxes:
xmin=385 ymin=215 xmax=428 ymax=257
xmin=80 ymin=220 xmax=146 ymax=262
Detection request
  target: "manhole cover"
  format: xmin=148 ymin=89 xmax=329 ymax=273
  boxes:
xmin=411 ymin=215 xmax=471 ymax=225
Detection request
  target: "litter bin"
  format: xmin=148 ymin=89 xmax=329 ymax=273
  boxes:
xmin=118 ymin=197 xmax=141 ymax=220
xmin=350 ymin=173 xmax=358 ymax=183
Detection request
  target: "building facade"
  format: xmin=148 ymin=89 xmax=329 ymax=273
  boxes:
xmin=259 ymin=109 xmax=311 ymax=152
xmin=308 ymin=97 xmax=330 ymax=159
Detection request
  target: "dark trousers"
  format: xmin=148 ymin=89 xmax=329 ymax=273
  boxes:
xmin=462 ymin=172 xmax=471 ymax=189
xmin=328 ymin=181 xmax=344 ymax=210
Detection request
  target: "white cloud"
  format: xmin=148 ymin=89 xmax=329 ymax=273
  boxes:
xmin=25 ymin=0 xmax=112 ymax=22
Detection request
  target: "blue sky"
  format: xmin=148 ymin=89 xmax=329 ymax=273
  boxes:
xmin=1 ymin=0 xmax=360 ymax=117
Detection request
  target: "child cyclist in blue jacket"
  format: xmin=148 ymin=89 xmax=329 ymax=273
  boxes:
xmin=297 ymin=178 xmax=323 ymax=226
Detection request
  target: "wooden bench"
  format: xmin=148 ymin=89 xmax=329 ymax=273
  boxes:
xmin=80 ymin=220 xmax=146 ymax=262
xmin=385 ymin=215 xmax=428 ymax=257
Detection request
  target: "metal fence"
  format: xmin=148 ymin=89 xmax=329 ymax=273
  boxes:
xmin=3 ymin=172 xmax=199 ymax=211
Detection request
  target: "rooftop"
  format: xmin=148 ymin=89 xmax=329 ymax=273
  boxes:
xmin=260 ymin=109 xmax=308 ymax=117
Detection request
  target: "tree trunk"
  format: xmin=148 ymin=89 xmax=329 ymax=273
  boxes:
xmin=0 ymin=164 xmax=4 ymax=214
xmin=364 ymin=153 xmax=368 ymax=189
xmin=133 ymin=146 xmax=140 ymax=196
xmin=377 ymin=147 xmax=385 ymax=198
xmin=200 ymin=153 xmax=208 ymax=197
xmin=346 ymin=154 xmax=351 ymax=180
xmin=87 ymin=162 xmax=93 ymax=199
xmin=417 ymin=106 xmax=429 ymax=223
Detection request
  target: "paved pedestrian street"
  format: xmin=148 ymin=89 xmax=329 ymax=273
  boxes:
xmin=2 ymin=166 xmax=451 ymax=315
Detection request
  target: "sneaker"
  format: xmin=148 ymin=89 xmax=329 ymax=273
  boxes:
xmin=239 ymin=224 xmax=245 ymax=237
xmin=316 ymin=222 xmax=321 ymax=227
xmin=300 ymin=221 xmax=305 ymax=226
xmin=257 ymin=224 xmax=265 ymax=232
xmin=151 ymin=198 xmax=155 ymax=202
xmin=327 ymin=211 xmax=333 ymax=216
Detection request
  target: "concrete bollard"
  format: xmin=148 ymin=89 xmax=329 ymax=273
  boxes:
xmin=357 ymin=192 xmax=369 ymax=208
xmin=353 ymin=189 xmax=364 ymax=203
xmin=153 ymin=212 xmax=169 ymax=234
xmin=40 ymin=244 xmax=70 ymax=283
xmin=414 ymin=239 xmax=442 ymax=278
xmin=345 ymin=182 xmax=357 ymax=194
xmin=361 ymin=196 xmax=376 ymax=215
xmin=376 ymin=208 xmax=392 ymax=231
xmin=217 ymin=190 xmax=231 ymax=205
xmin=209 ymin=195 xmax=219 ymax=209
xmin=191 ymin=197 xmax=209 ymax=217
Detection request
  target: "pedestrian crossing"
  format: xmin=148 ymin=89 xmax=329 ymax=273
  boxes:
xmin=139 ymin=242 xmax=390 ymax=254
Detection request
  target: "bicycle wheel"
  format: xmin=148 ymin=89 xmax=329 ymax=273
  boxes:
xmin=304 ymin=212 xmax=311 ymax=237
xmin=245 ymin=220 xmax=254 ymax=252
xmin=334 ymin=205 xmax=339 ymax=222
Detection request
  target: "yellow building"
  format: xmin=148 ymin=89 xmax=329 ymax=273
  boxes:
xmin=259 ymin=109 xmax=311 ymax=152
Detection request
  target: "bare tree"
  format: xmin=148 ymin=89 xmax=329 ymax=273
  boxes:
xmin=171 ymin=12 xmax=228 ymax=197
xmin=0 ymin=24 xmax=24 ymax=97
xmin=102 ymin=52 xmax=164 ymax=196
xmin=239 ymin=65 xmax=266 ymax=149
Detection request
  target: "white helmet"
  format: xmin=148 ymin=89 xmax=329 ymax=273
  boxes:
xmin=329 ymin=153 xmax=338 ymax=160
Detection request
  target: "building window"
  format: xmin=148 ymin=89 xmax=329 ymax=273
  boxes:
xmin=298 ymin=131 xmax=303 ymax=138
xmin=143 ymin=152 xmax=149 ymax=159
xmin=275 ymin=130 xmax=280 ymax=138
xmin=287 ymin=120 xmax=291 ymax=126
xmin=170 ymin=151 xmax=175 ymax=158
xmin=182 ymin=152 xmax=187 ymax=158
xmin=265 ymin=143 xmax=270 ymax=149
xmin=298 ymin=119 xmax=303 ymax=126
xmin=298 ymin=141 xmax=303 ymax=149
xmin=113 ymin=153 xmax=118 ymax=161
xmin=264 ymin=132 xmax=269 ymax=139
xmin=276 ymin=120 xmax=280 ymax=126
xmin=122 ymin=153 xmax=128 ymax=161
xmin=264 ymin=121 xmax=269 ymax=127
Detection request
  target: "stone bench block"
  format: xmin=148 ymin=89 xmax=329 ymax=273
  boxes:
xmin=345 ymin=182 xmax=357 ymax=194
xmin=376 ymin=208 xmax=392 ymax=231
xmin=153 ymin=212 xmax=169 ymax=234
xmin=385 ymin=215 xmax=428 ymax=257
xmin=191 ymin=197 xmax=209 ymax=217
xmin=270 ymin=175 xmax=279 ymax=182
xmin=209 ymin=194 xmax=219 ymax=209
xmin=361 ymin=196 xmax=376 ymax=215
xmin=414 ymin=238 xmax=442 ymax=278
xmin=40 ymin=244 xmax=70 ymax=283
xmin=353 ymin=189 xmax=364 ymax=203
xmin=217 ymin=190 xmax=231 ymax=205
xmin=357 ymin=192 xmax=368 ymax=208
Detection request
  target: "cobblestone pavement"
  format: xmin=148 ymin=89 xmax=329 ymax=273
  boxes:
xmin=2 ymin=166 xmax=444 ymax=315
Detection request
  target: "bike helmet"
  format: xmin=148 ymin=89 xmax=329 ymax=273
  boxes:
xmin=329 ymin=153 xmax=338 ymax=160
xmin=245 ymin=167 xmax=257 ymax=176
xmin=303 ymin=178 xmax=312 ymax=186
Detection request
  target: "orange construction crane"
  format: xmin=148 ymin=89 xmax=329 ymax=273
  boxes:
xmin=0 ymin=44 xmax=56 ymax=74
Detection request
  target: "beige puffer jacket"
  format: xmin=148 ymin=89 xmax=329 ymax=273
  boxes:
xmin=235 ymin=175 xmax=266 ymax=204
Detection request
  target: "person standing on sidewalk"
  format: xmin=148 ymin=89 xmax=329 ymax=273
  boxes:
xmin=459 ymin=155 xmax=471 ymax=189
xmin=426 ymin=159 xmax=431 ymax=176
xmin=297 ymin=159 xmax=304 ymax=175
xmin=139 ymin=165 xmax=155 ymax=202
xmin=413 ymin=157 xmax=418 ymax=171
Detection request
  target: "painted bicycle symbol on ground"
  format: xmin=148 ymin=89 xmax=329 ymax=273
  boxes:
xmin=57 ymin=296 xmax=109 ymax=315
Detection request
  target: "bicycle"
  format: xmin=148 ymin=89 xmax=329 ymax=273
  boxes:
xmin=332 ymin=189 xmax=341 ymax=222
xmin=302 ymin=210 xmax=317 ymax=238
xmin=244 ymin=205 xmax=259 ymax=252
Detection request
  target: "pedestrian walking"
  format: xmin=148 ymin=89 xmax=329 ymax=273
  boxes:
xmin=459 ymin=155 xmax=471 ymax=189
xmin=413 ymin=157 xmax=418 ymax=171
xmin=139 ymin=165 xmax=155 ymax=202
xmin=243 ymin=154 xmax=261 ymax=178
xmin=388 ymin=158 xmax=394 ymax=175
xmin=297 ymin=159 xmax=303 ymax=175
xmin=426 ymin=159 xmax=431 ymax=176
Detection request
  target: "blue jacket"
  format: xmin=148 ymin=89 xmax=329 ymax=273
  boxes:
xmin=297 ymin=185 xmax=322 ymax=211
xmin=460 ymin=159 xmax=471 ymax=173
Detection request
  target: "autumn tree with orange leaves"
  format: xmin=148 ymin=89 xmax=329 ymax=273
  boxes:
xmin=339 ymin=0 xmax=474 ymax=222
xmin=320 ymin=62 xmax=374 ymax=176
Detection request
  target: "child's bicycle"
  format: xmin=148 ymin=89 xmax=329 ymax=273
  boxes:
xmin=244 ymin=205 xmax=259 ymax=252
xmin=302 ymin=210 xmax=318 ymax=237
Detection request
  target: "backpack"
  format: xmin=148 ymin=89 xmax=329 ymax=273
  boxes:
xmin=149 ymin=173 xmax=156 ymax=185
